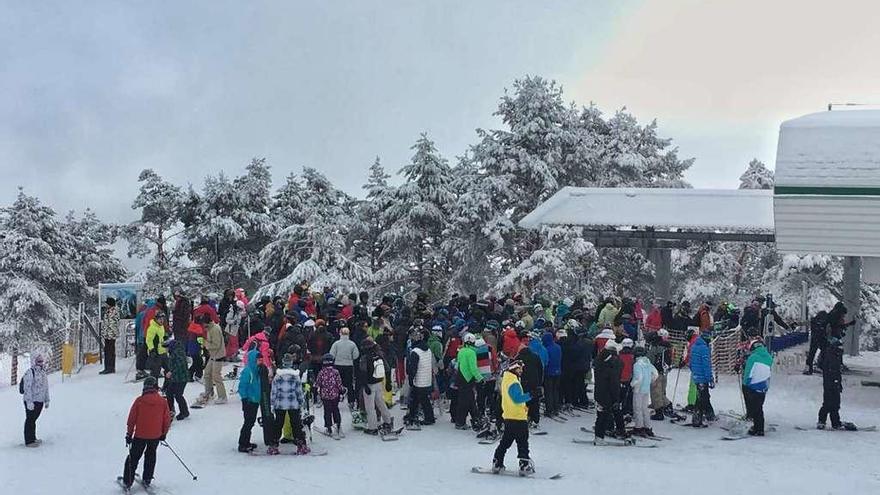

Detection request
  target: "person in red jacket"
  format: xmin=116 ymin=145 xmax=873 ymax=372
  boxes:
xmin=501 ymin=324 xmax=522 ymax=359
xmin=122 ymin=377 xmax=171 ymax=490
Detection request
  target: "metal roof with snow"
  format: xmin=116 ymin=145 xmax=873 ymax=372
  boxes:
xmin=519 ymin=187 xmax=775 ymax=234
xmin=775 ymin=109 xmax=880 ymax=257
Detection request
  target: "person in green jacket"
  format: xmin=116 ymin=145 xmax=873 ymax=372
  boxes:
xmin=164 ymin=338 xmax=190 ymax=420
xmin=455 ymin=332 xmax=483 ymax=430
xmin=742 ymin=339 xmax=773 ymax=436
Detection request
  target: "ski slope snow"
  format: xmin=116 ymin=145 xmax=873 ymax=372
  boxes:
xmin=1 ymin=355 xmax=879 ymax=494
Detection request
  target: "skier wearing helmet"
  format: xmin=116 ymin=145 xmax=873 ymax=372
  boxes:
xmin=491 ymin=360 xmax=534 ymax=476
xmin=454 ymin=332 xmax=483 ymax=430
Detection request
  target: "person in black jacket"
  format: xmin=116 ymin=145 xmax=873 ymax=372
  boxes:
xmin=661 ymin=301 xmax=675 ymax=330
xmin=804 ymin=311 xmax=828 ymax=375
xmin=514 ymin=333 xmax=544 ymax=428
xmin=592 ymin=339 xmax=624 ymax=444
xmin=560 ymin=327 xmax=592 ymax=409
xmin=817 ymin=336 xmax=846 ymax=429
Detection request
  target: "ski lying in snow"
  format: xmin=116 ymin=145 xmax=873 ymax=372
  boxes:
xmin=795 ymin=424 xmax=876 ymax=432
xmin=546 ymin=415 xmax=567 ymax=424
xmin=478 ymin=437 xmax=500 ymax=445
xmin=530 ymin=430 xmax=548 ymax=436
xmin=471 ymin=466 xmax=562 ymax=479
xmin=404 ymin=425 xmax=422 ymax=431
xmin=572 ymin=438 xmax=657 ymax=448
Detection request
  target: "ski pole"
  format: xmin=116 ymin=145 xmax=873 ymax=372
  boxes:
xmin=161 ymin=441 xmax=197 ymax=480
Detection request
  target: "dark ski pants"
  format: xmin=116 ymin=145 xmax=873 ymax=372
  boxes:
xmin=272 ymin=409 xmax=305 ymax=447
xmin=23 ymin=402 xmax=43 ymax=445
xmin=544 ymin=375 xmax=560 ymax=416
xmin=476 ymin=380 xmax=495 ymax=418
xmin=819 ymin=387 xmax=841 ymax=427
xmin=188 ymin=351 xmax=203 ymax=381
xmin=147 ymin=354 xmax=167 ymax=380
xmin=693 ymin=383 xmax=715 ymax=424
xmin=806 ymin=340 xmax=826 ymax=372
xmin=103 ymin=339 xmax=116 ymax=373
xmin=455 ymin=381 xmax=478 ymax=428
xmin=594 ymin=405 xmax=613 ymax=438
xmin=165 ymin=381 xmax=189 ymax=417
xmin=335 ymin=365 xmax=356 ymax=405
xmin=406 ymin=386 xmax=435 ymax=424
xmin=239 ymin=400 xmax=272 ymax=448
xmin=573 ymin=370 xmax=589 ymax=407
xmin=322 ymin=399 xmax=341 ymax=429
xmin=620 ymin=382 xmax=633 ymax=417
xmin=123 ymin=438 xmax=160 ymax=486
xmin=494 ymin=419 xmax=529 ymax=463
xmin=743 ymin=387 xmax=766 ymax=433
xmin=136 ymin=343 xmax=147 ymax=372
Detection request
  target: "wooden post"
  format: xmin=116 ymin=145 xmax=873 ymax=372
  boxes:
xmin=650 ymin=248 xmax=672 ymax=303
xmin=843 ymin=256 xmax=862 ymax=356
xmin=11 ymin=348 xmax=17 ymax=387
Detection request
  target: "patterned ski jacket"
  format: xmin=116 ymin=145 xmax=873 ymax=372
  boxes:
xmin=102 ymin=306 xmax=120 ymax=340
xmin=271 ymin=368 xmax=305 ymax=411
xmin=315 ymin=366 xmax=345 ymax=401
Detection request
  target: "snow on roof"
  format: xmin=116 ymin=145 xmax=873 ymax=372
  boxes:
xmin=776 ymin=110 xmax=880 ymax=189
xmin=519 ymin=187 xmax=774 ymax=232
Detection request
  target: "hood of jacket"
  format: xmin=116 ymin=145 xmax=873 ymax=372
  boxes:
xmin=541 ymin=332 xmax=555 ymax=347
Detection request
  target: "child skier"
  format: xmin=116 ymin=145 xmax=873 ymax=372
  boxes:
xmin=492 ymin=360 xmax=534 ymax=476
xmin=164 ymin=338 xmax=189 ymax=420
xmin=269 ymin=353 xmax=309 ymax=455
xmin=818 ymin=336 xmax=850 ymax=430
xmin=21 ymin=354 xmax=50 ymax=447
xmin=619 ymin=338 xmax=635 ymax=419
xmin=630 ymin=345 xmax=658 ymax=437
xmin=122 ymin=377 xmax=171 ymax=490
xmin=742 ymin=339 xmax=773 ymax=436
xmin=316 ymin=353 xmax=346 ymax=439
xmin=689 ymin=330 xmax=715 ymax=427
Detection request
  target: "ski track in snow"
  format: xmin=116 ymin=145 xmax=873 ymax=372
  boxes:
xmin=1 ymin=356 xmax=879 ymax=494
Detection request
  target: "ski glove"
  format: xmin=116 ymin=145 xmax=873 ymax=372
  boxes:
xmin=385 ymin=381 xmax=392 ymax=393
xmin=125 ymin=434 xmax=132 ymax=446
xmin=25 ymin=402 xmax=34 ymax=411
xmin=364 ymin=385 xmax=372 ymax=396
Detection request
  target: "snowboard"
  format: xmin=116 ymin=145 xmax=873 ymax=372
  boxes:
xmin=379 ymin=425 xmax=406 ymax=441
xmin=248 ymin=449 xmax=329 ymax=457
xmin=795 ymin=424 xmax=876 ymax=432
xmin=572 ymin=438 xmax=658 ymax=448
xmin=721 ymin=434 xmax=760 ymax=441
xmin=471 ymin=466 xmax=563 ymax=480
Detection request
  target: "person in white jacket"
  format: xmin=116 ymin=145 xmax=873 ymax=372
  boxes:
xmin=21 ymin=354 xmax=50 ymax=447
xmin=404 ymin=329 xmax=436 ymax=426
xmin=329 ymin=327 xmax=360 ymax=407
xmin=630 ymin=346 xmax=658 ymax=438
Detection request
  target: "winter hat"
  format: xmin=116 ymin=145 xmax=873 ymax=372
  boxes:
xmin=533 ymin=304 xmax=543 ymax=313
xmin=556 ymin=329 xmax=568 ymax=339
xmin=303 ymin=319 xmax=316 ymax=328
xmin=604 ymin=340 xmax=621 ymax=353
xmin=462 ymin=332 xmax=476 ymax=345
xmin=486 ymin=320 xmax=500 ymax=330
xmin=105 ymin=297 xmax=117 ymax=306
xmin=633 ymin=346 xmax=647 ymax=357
xmin=475 ymin=337 xmax=486 ymax=348
xmin=563 ymin=297 xmax=574 ymax=307
xmin=507 ymin=360 xmax=525 ymax=373
xmin=33 ymin=354 xmax=45 ymax=367
xmin=622 ymin=338 xmax=634 ymax=348
xmin=657 ymin=329 xmax=670 ymax=339
xmin=322 ymin=353 xmax=335 ymax=364
xmin=143 ymin=376 xmax=159 ymax=392
xmin=515 ymin=320 xmax=526 ymax=330
xmin=282 ymin=353 xmax=294 ymax=368
xmin=431 ymin=325 xmax=443 ymax=335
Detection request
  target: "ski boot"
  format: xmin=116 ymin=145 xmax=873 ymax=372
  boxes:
xmin=237 ymin=444 xmax=255 ymax=453
xmin=295 ymin=440 xmax=311 ymax=455
xmin=842 ymin=422 xmax=858 ymax=431
xmin=593 ymin=436 xmax=608 ymax=446
xmin=266 ymin=446 xmax=280 ymax=455
xmin=332 ymin=425 xmax=342 ymax=440
xmin=518 ymin=458 xmax=535 ymax=476
xmin=650 ymin=410 xmax=665 ymax=421
xmin=747 ymin=427 xmax=764 ymax=436
xmin=492 ymin=458 xmax=505 ymax=474
xmin=176 ymin=411 xmax=189 ymax=421
xmin=363 ymin=428 xmax=379 ymax=436
xmin=816 ymin=422 xmax=826 ymax=430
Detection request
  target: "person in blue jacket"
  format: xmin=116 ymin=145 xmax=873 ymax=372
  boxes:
xmin=689 ymin=330 xmax=716 ymax=427
xmin=528 ymin=331 xmax=548 ymax=369
xmin=237 ymin=347 xmax=271 ymax=453
xmin=134 ymin=299 xmax=155 ymax=381
xmin=542 ymin=331 xmax=562 ymax=418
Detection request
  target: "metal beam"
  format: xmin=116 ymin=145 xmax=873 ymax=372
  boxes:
xmin=650 ymin=249 xmax=672 ymax=302
xmin=583 ymin=229 xmax=775 ymax=243
xmin=588 ymin=237 xmax=689 ymax=249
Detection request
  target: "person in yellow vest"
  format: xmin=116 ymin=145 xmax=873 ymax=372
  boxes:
xmin=492 ymin=360 xmax=534 ymax=476
xmin=146 ymin=311 xmax=169 ymax=379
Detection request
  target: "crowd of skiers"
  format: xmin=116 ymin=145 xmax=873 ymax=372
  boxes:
xmin=65 ymin=284 xmax=860 ymax=485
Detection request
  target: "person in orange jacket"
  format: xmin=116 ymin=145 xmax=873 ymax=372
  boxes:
xmin=122 ymin=376 xmax=172 ymax=490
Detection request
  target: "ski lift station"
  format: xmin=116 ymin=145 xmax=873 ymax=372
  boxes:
xmin=520 ymin=109 xmax=880 ymax=356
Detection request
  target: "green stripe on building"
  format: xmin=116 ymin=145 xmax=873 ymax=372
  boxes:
xmin=775 ymin=186 xmax=880 ymax=196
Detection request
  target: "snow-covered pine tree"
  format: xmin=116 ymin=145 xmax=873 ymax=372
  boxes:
xmin=181 ymin=158 xmax=274 ymax=291
xmin=63 ymin=209 xmax=128 ymax=303
xmin=351 ymin=158 xmax=398 ymax=285
xmin=257 ymin=168 xmax=367 ymax=297
xmin=739 ymin=158 xmax=775 ymax=190
xmin=382 ymin=134 xmax=454 ymax=298
xmin=0 ymin=190 xmax=84 ymax=348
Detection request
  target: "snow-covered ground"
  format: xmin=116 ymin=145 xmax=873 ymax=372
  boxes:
xmin=2 ymin=353 xmax=879 ymax=495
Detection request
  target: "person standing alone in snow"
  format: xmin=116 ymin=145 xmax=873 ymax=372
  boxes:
xmin=492 ymin=360 xmax=534 ymax=476
xmin=101 ymin=297 xmax=120 ymax=374
xmin=122 ymin=376 xmax=171 ymax=490
xmin=742 ymin=339 xmax=772 ymax=436
xmin=21 ymin=354 xmax=50 ymax=447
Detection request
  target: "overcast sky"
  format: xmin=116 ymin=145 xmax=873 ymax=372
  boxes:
xmin=3 ymin=0 xmax=880 ymax=224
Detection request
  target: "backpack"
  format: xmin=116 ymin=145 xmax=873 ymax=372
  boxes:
xmin=18 ymin=368 xmax=35 ymax=395
xmin=372 ymin=356 xmax=385 ymax=380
